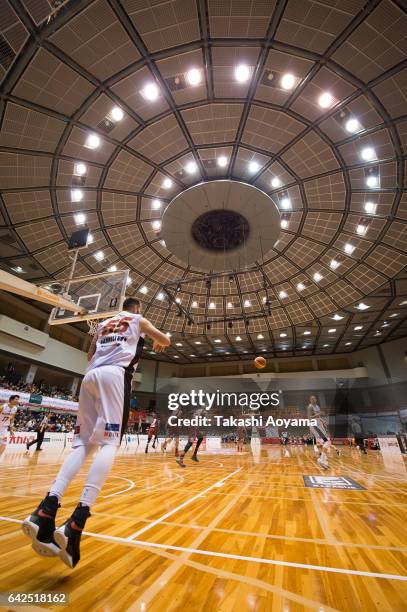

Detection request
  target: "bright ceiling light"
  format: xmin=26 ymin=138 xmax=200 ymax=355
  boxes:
xmin=139 ymin=285 xmax=148 ymax=294
xmin=185 ymin=68 xmax=202 ymax=86
xmin=366 ymin=175 xmax=379 ymax=188
xmin=192 ymin=301 xmax=198 ymax=308
xmin=330 ymin=258 xmax=340 ymax=270
xmin=280 ymin=73 xmax=296 ymax=90
xmin=214 ymin=339 xmax=221 ymax=343
xmin=344 ymin=243 xmax=355 ymax=255
xmin=248 ymin=160 xmax=260 ymax=173
xmin=361 ymin=147 xmax=376 ymax=161
xmin=356 ymin=302 xmax=370 ymax=310
xmin=345 ymin=342 xmax=352 ymax=346
xmin=209 ymin=302 xmax=216 ymax=309
xmin=332 ymin=314 xmax=344 ymax=321
xmin=162 ymin=177 xmax=173 ymax=189
xmin=328 ymin=328 xmax=336 ymax=333
xmin=195 ymin=341 xmax=201 ymax=345
xmin=323 ymin=344 xmax=329 ymax=348
xmin=12 ymin=266 xmax=24 ymax=274
xmin=85 ymin=133 xmax=101 ymax=149
xmin=141 ymin=82 xmax=159 ymax=101
xmin=354 ymin=325 xmax=363 ymax=331
xmin=74 ymin=212 xmax=86 ymax=225
xmin=345 ymin=117 xmax=360 ymax=133
xmin=87 ymin=233 xmax=94 ymax=244
xmin=244 ymin=300 xmax=251 ymax=307
xmin=94 ymin=250 xmax=104 ymax=262
xmin=364 ymin=201 xmax=377 ymax=214
xmin=234 ymin=64 xmax=250 ymax=83
xmin=281 ymin=219 xmax=289 ymax=229
xmin=217 ymin=155 xmax=228 ymax=168
xmin=280 ymin=197 xmax=291 ymax=210
xmin=313 ymin=272 xmax=323 ymax=282
xmin=296 ymin=282 xmax=305 ymax=292
xmin=108 ymin=265 xmax=118 ymax=272
xmin=271 ymin=177 xmax=281 ymax=188
xmin=152 ymin=199 xmax=161 ymax=210
xmin=279 ymin=290 xmax=288 ymax=299
xmin=185 ymin=160 xmax=198 ymax=174
xmin=356 ymin=223 xmax=367 ymax=235
xmin=152 ymin=220 xmax=161 ymax=231
xmin=303 ymin=330 xmax=311 ymax=336
xmin=175 ymin=297 xmax=181 ymax=304
xmin=318 ymin=92 xmax=334 ymax=108
xmin=175 ymin=342 xmax=182 ymax=347
xmin=235 ymin=336 xmax=242 ymax=341
xmin=156 ymin=292 xmax=164 ymax=301
xmin=71 ymin=189 xmax=83 ymax=202
xmin=126 ymin=277 xmax=132 ymax=286
xmin=110 ymin=106 xmax=124 ymax=122
xmin=389 ymin=313 xmax=398 ymax=317
xmin=257 ymin=334 xmax=264 ymax=339
xmin=280 ymin=332 xmax=287 ymax=338
xmin=227 ymin=302 xmax=233 ymax=308
xmin=74 ymin=162 xmax=87 ymax=176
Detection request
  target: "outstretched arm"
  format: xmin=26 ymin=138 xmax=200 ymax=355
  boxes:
xmin=140 ymin=318 xmax=171 ymax=352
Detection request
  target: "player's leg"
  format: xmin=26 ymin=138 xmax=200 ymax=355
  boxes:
xmin=22 ymin=376 xmax=97 ymax=557
xmin=35 ymin=430 xmax=45 ymax=451
xmin=54 ymin=366 xmax=128 ymax=568
xmin=26 ymin=433 xmax=39 ymax=451
xmin=0 ymin=433 xmax=7 ymax=457
xmin=191 ymin=435 xmax=203 ymax=462
xmin=176 ymin=435 xmax=194 ymax=467
xmin=145 ymin=432 xmax=152 ymax=453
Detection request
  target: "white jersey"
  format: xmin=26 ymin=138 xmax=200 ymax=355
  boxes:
xmin=0 ymin=403 xmax=17 ymax=431
xmin=86 ymin=311 xmax=144 ymax=373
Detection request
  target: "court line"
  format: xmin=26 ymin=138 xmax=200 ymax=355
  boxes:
xmin=0 ymin=516 xmax=405 ymax=582
xmin=100 ymin=476 xmax=136 ymax=498
xmin=127 ymin=467 xmax=242 ymax=540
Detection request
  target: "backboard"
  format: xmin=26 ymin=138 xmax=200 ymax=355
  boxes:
xmin=48 ymin=270 xmax=129 ymax=326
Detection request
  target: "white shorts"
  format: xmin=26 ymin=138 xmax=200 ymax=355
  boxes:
xmin=73 ymin=365 xmax=132 ymax=448
xmin=310 ymin=418 xmax=329 ymax=443
xmin=0 ymin=429 xmax=8 ymax=446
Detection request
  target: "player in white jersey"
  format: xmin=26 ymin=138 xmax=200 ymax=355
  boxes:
xmin=22 ymin=297 xmax=170 ymax=568
xmin=0 ymin=394 xmax=19 ymax=456
xmin=307 ymin=394 xmax=339 ymax=469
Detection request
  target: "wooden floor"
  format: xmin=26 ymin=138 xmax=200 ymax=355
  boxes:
xmin=0 ymin=443 xmax=406 ymax=612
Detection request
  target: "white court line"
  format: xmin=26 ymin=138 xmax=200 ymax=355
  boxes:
xmin=100 ymin=476 xmax=136 ymax=498
xmin=1 ymin=515 xmax=406 ymax=582
xmin=127 ymin=467 xmax=242 ymax=540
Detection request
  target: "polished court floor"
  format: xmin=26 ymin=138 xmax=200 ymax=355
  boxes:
xmin=0 ymin=443 xmax=406 ymax=611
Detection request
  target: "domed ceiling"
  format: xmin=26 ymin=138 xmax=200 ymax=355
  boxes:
xmin=0 ymin=0 xmax=406 ymax=363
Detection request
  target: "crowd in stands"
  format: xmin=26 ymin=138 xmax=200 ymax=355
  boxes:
xmin=1 ymin=364 xmax=79 ymax=402
xmin=13 ymin=410 xmax=77 ymax=433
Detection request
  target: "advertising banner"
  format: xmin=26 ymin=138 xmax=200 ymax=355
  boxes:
xmin=0 ymin=388 xmax=78 ymax=412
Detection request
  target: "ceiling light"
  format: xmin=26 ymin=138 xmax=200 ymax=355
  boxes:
xmin=209 ymin=302 xmax=216 ymax=309
xmin=280 ymin=332 xmax=287 ymax=338
xmin=217 ymin=155 xmax=228 ymax=168
xmin=244 ymin=300 xmax=251 ymax=307
xmin=185 ymin=68 xmax=202 ymax=86
xmin=162 ymin=177 xmax=173 ymax=189
xmin=356 ymin=223 xmax=367 ymax=236
xmin=279 ymin=290 xmax=288 ymax=299
xmin=85 ymin=133 xmax=101 ymax=149
xmin=110 ymin=106 xmax=124 ymax=122
xmin=345 ymin=117 xmax=360 ymax=133
xmin=175 ymin=297 xmax=181 ymax=304
xmin=173 ymin=355 xmax=179 ymax=359
xmin=361 ymin=147 xmax=376 ymax=161
xmin=156 ymin=292 xmax=164 ymax=301
xmin=318 ymin=92 xmax=334 ymax=108
xmin=323 ymin=344 xmax=329 ymax=348
xmin=71 ymin=189 xmax=83 ymax=202
xmin=74 ymin=212 xmax=86 ymax=225
xmin=345 ymin=342 xmax=352 ymax=346
xmin=257 ymin=334 xmax=264 ymax=339
xmin=139 ymin=286 xmax=148 ymax=294
xmin=332 ymin=314 xmax=344 ymax=321
xmin=280 ymin=73 xmax=296 ymax=90
xmin=74 ymin=162 xmax=87 ymax=176
xmin=366 ymin=175 xmax=379 ymax=188
xmin=281 ymin=219 xmax=289 ymax=229
xmin=328 ymin=328 xmax=336 ymax=333
xmin=108 ymin=265 xmax=117 ymax=272
xmin=152 ymin=220 xmax=161 ymax=231
xmin=280 ymin=197 xmax=291 ymax=210
xmin=389 ymin=313 xmax=398 ymax=317
xmin=234 ymin=64 xmax=250 ymax=83
xmin=382 ymin=322 xmax=390 ymax=328
xmin=214 ymin=339 xmax=221 ymax=343
xmin=12 ymin=266 xmax=24 ymax=274
xmin=94 ymin=250 xmax=104 ymax=262
xmin=175 ymin=342 xmax=183 ymax=347
xmin=189 ymin=354 xmax=196 ymax=357
xmin=235 ymin=336 xmax=242 ymax=341
xmin=191 ymin=301 xmax=198 ymax=308
xmin=141 ymin=82 xmax=159 ymax=101
xmin=271 ymin=177 xmax=281 ymax=188
xmin=87 ymin=233 xmax=94 ymax=244
xmin=313 ymin=272 xmax=323 ymax=282
xmin=248 ymin=160 xmax=260 ymax=173
xmin=126 ymin=277 xmax=132 ymax=286
xmin=296 ymin=282 xmax=305 ymax=292
xmin=152 ymin=199 xmax=161 ymax=210
xmin=185 ymin=160 xmax=198 ymax=174
xmin=227 ymin=302 xmax=233 ymax=308
xmin=400 ymin=300 xmax=407 ymax=306
xmin=330 ymin=258 xmax=340 ymax=270
xmin=354 ymin=325 xmax=363 ymax=331
xmin=195 ymin=341 xmax=201 ymax=345
xmin=356 ymin=302 xmax=370 ymax=310
xmin=364 ymin=201 xmax=377 ymax=214
xmin=344 ymin=243 xmax=355 ymax=255
xmin=303 ymin=331 xmax=311 ymax=336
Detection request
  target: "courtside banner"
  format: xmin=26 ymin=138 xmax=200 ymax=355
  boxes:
xmin=0 ymin=388 xmax=78 ymax=412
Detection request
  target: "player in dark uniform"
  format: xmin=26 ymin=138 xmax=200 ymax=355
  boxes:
xmin=176 ymin=408 xmax=204 ymax=468
xmin=145 ymin=413 xmax=158 ymax=453
xmin=162 ymin=408 xmax=181 ymax=456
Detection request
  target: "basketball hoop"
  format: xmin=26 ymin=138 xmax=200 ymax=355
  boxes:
xmin=87 ymin=318 xmax=100 ymax=336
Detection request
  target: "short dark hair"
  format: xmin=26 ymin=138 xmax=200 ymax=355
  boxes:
xmin=123 ymin=297 xmax=140 ymax=311
xmin=9 ymin=394 xmax=19 ymax=401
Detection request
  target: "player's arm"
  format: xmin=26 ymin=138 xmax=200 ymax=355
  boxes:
xmin=87 ymin=332 xmax=99 ymax=361
xmin=140 ymin=318 xmax=170 ymax=352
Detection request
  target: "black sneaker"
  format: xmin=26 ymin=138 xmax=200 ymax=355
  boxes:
xmin=54 ymin=503 xmax=91 ymax=569
xmin=191 ymin=455 xmax=199 ymax=462
xmin=22 ymin=494 xmax=60 ymax=557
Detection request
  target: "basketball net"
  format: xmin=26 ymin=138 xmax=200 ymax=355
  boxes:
xmin=87 ymin=318 xmax=101 ymax=336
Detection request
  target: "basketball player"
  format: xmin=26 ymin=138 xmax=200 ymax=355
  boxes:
xmin=0 ymin=394 xmax=19 ymax=456
xmin=22 ymin=297 xmax=170 ymax=568
xmin=161 ymin=408 xmax=181 ymax=456
xmin=26 ymin=412 xmax=48 ymax=452
xmin=236 ymin=424 xmax=246 ymax=452
xmin=307 ymin=395 xmax=338 ymax=469
xmin=145 ymin=412 xmax=159 ymax=453
xmin=176 ymin=407 xmax=204 ymax=467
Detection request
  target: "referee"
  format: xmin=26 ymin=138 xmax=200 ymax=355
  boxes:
xmin=26 ymin=413 xmax=48 ymax=452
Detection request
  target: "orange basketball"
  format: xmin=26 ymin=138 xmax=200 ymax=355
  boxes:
xmin=254 ymin=356 xmax=266 ymax=369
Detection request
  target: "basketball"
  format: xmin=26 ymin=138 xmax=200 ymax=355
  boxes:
xmin=254 ymin=356 xmax=266 ymax=369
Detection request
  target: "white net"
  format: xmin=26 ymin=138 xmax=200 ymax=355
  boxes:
xmin=87 ymin=318 xmax=101 ymax=336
